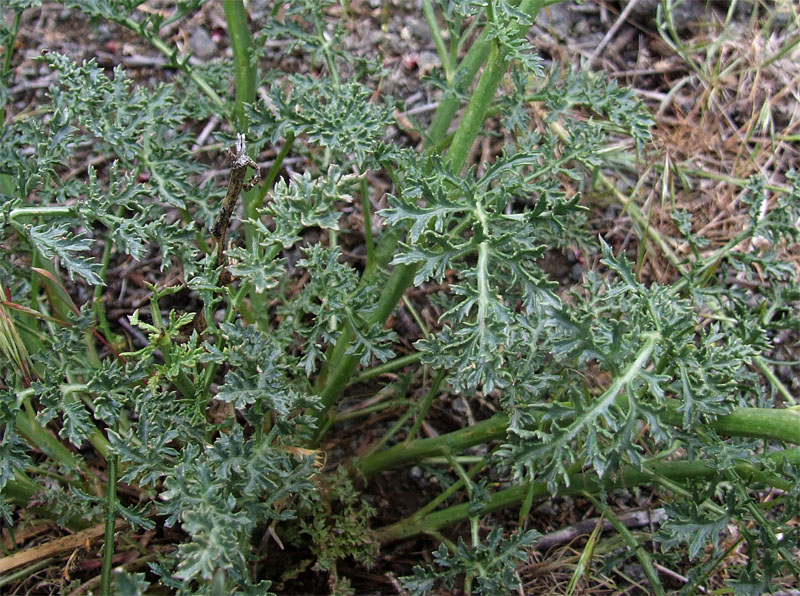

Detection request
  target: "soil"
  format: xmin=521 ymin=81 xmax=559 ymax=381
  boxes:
xmin=3 ymin=1 xmax=799 ymax=595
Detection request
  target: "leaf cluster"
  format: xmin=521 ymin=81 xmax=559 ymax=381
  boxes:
xmin=1 ymin=1 xmax=799 ymax=594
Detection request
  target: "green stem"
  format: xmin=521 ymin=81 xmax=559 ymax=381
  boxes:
xmin=375 ymin=447 xmax=800 ymax=543
xmin=4 ymin=472 xmax=90 ymax=530
xmin=673 ymin=167 xmax=789 ymax=194
xmin=92 ymin=205 xmax=125 ymax=357
xmin=222 ymin=0 xmax=260 ymax=271
xmin=348 ymin=352 xmax=423 ymax=386
xmin=119 ymin=18 xmax=224 ymax=110
xmin=155 ymin=335 xmax=197 ymax=401
xmin=356 ymin=404 xmax=800 ymax=478
xmin=755 ymin=355 xmax=796 ymax=405
xmin=356 ymin=414 xmax=508 ymax=478
xmin=360 ymin=176 xmax=376 ymax=280
xmin=415 ymin=457 xmax=490 ymax=520
xmin=313 ymin=263 xmax=418 ymax=437
xmin=15 ymin=408 xmax=80 ymax=470
xmin=421 ymin=0 xmax=452 ymax=80
xmin=314 ymin=0 xmax=546 ymax=435
xmin=9 ymin=205 xmax=75 ymax=220
xmin=424 ymin=31 xmax=491 ymax=149
xmin=333 ymin=398 xmax=412 ymax=423
xmin=223 ymin=0 xmax=256 ymax=129
xmin=17 ymin=386 xmax=111 ymax=462
xmin=685 ymin=535 xmax=744 ymax=596
xmin=360 ymin=407 xmax=416 ymax=460
xmin=100 ymin=432 xmax=118 ymax=596
xmin=0 ymin=9 xmax=21 ymax=125
xmin=405 ymin=369 xmax=446 ymax=442
xmin=446 ymin=0 xmax=545 ymax=172
xmin=0 ymin=558 xmax=54 ymax=589
xmin=444 ymin=40 xmax=503 ymax=172
xmin=256 ymin=133 xmax=296 ymax=208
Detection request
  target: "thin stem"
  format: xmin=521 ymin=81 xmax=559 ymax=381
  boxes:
xmin=405 ymin=369 xmax=445 ymax=442
xmin=416 ymin=457 xmax=489 ymax=519
xmin=256 ymin=133 xmax=295 ymax=207
xmin=0 ymin=558 xmax=55 ymax=589
xmin=348 ymin=352 xmax=423 ymax=386
xmin=755 ymin=355 xmax=796 ymax=405
xmin=120 ymin=17 xmax=224 ymax=110
xmin=401 ymin=295 xmax=429 ymax=339
xmin=100 ymin=430 xmax=119 ymax=596
xmin=360 ymin=408 xmax=415 ymax=460
xmin=422 ymin=0 xmax=452 ymax=80
xmin=375 ymin=447 xmax=800 ymax=543
xmin=584 ymin=493 xmax=665 ymax=596
xmin=0 ymin=10 xmax=22 ymax=124
xmin=92 ymin=206 xmax=125 ymax=352
xmin=333 ymin=397 xmax=413 ymax=423
xmin=360 ymin=175 xmax=376 ymax=280
xmin=684 ymin=535 xmax=744 ymax=596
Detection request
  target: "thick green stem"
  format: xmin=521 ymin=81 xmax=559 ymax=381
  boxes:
xmin=445 ymin=0 xmax=545 ymax=172
xmin=15 ymin=408 xmax=80 ymax=470
xmin=9 ymin=205 xmax=75 ymax=220
xmin=424 ymin=30 xmax=491 ymax=149
xmin=356 ymin=404 xmax=800 ymax=478
xmin=15 ymin=383 xmax=111 ymax=460
xmin=4 ymin=472 xmax=91 ymax=530
xmin=313 ymin=0 xmax=546 ymax=434
xmin=313 ymin=263 xmax=419 ymax=438
xmin=223 ymin=0 xmax=255 ymax=129
xmin=444 ymin=40 xmax=504 ymax=172
xmin=222 ymin=2 xmax=276 ymax=332
xmin=355 ymin=414 xmax=508 ymax=477
xmin=222 ymin=0 xmax=259 ymax=243
xmin=375 ymin=447 xmax=800 ymax=543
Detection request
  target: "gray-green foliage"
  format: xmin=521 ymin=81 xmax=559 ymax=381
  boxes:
xmin=1 ymin=1 xmax=799 ymax=594
xmin=402 ymin=528 xmax=540 ymax=595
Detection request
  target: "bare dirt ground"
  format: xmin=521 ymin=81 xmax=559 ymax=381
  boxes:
xmin=3 ymin=1 xmax=800 ymax=594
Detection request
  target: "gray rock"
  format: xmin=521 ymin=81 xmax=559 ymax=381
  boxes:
xmin=190 ymin=28 xmax=216 ymax=60
xmin=539 ymin=2 xmax=574 ymax=40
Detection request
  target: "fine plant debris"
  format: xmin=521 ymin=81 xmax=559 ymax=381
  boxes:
xmin=1 ymin=0 xmax=799 ymax=594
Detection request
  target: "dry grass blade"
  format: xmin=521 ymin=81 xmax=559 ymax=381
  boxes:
xmin=0 ymin=520 xmax=128 ymax=576
xmin=0 ymin=284 xmax=33 ymax=385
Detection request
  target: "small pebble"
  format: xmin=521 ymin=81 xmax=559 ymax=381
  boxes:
xmin=190 ymin=28 xmax=216 ymax=60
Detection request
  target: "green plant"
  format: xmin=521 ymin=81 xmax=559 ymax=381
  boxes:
xmin=1 ymin=0 xmax=799 ymax=594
